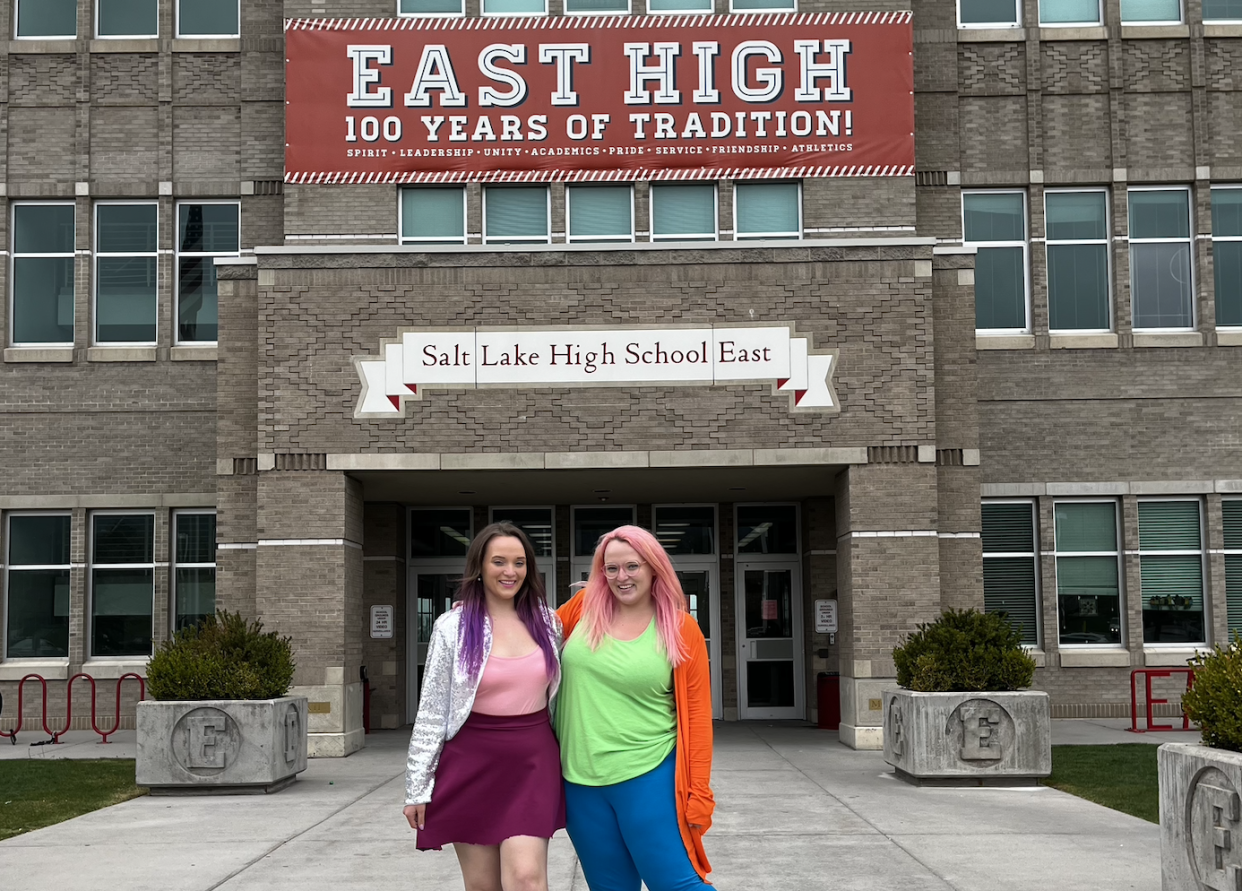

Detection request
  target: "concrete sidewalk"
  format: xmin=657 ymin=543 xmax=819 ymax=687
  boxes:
xmin=0 ymin=721 xmax=1167 ymax=890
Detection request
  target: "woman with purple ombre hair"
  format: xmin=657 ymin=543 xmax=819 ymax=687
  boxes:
xmin=555 ymin=525 xmax=715 ymax=891
xmin=404 ymin=522 xmax=566 ymax=891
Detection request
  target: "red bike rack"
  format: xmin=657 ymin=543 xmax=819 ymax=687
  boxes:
xmin=1128 ymin=667 xmax=1195 ymax=733
xmin=0 ymin=672 xmax=145 ymax=745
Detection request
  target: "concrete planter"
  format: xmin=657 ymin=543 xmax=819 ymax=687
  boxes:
xmin=1158 ymin=742 xmax=1242 ymax=890
xmin=882 ymin=690 xmax=1051 ymax=785
xmin=136 ymin=696 xmax=308 ymax=794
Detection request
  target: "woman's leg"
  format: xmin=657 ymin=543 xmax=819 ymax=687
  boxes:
xmin=498 ymin=836 xmax=549 ymax=891
xmin=453 ymin=843 xmax=503 ymax=891
xmin=564 ymin=780 xmax=641 ymax=891
xmin=610 ymin=755 xmax=705 ymax=891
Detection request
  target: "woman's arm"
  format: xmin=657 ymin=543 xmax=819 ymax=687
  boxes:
xmin=681 ymin=618 xmax=716 ymax=831
xmin=405 ymin=613 xmax=455 ymax=807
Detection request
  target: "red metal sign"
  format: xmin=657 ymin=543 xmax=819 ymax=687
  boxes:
xmin=285 ymin=13 xmax=913 ymax=183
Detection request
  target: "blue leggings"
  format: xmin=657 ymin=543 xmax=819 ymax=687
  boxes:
xmin=564 ymin=752 xmax=705 ymax=891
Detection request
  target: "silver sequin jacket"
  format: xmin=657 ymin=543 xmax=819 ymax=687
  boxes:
xmin=405 ymin=605 xmax=563 ymax=805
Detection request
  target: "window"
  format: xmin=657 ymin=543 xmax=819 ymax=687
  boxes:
xmin=177 ymin=202 xmax=238 ymax=344
xmin=1046 ymin=190 xmax=1111 ymax=332
xmin=651 ymin=184 xmax=716 ymax=242
xmin=1138 ymin=500 xmax=1205 ymax=644
xmin=90 ymin=513 xmax=154 ymax=658
xmin=400 ymin=188 xmax=466 ymax=246
xmin=1040 ymin=0 xmax=1100 ymax=23
xmin=567 ymin=186 xmax=633 ymax=244
xmin=16 ymin=0 xmax=76 ymax=37
xmin=5 ymin=515 xmax=71 ymax=659
xmin=491 ymin=507 xmax=555 ymax=602
xmin=1054 ymin=501 xmax=1122 ymax=646
xmin=733 ymin=0 xmax=795 ymax=10
xmin=654 ymin=505 xmax=716 ymax=556
xmin=483 ymin=186 xmax=549 ymax=244
xmin=481 ymin=0 xmax=546 ymax=14
xmin=1121 ymin=0 xmax=1181 ymax=22
xmin=651 ymin=0 xmax=712 ymax=10
xmin=11 ymin=203 xmax=74 ymax=346
xmin=98 ymin=0 xmax=157 ymax=37
xmin=566 ymin=0 xmax=628 ymax=12
xmin=410 ymin=508 xmax=472 ymax=558
xmin=737 ymin=505 xmax=798 ymax=554
xmin=177 ymin=0 xmax=239 ymax=36
xmin=982 ymin=502 xmax=1040 ymax=647
xmin=571 ymin=506 xmax=636 ymax=588
xmin=96 ymin=203 xmax=158 ymax=345
xmin=959 ymin=0 xmax=1020 ymax=26
xmin=400 ymin=0 xmax=463 ymax=13
xmin=735 ymin=182 xmax=801 ymax=241
xmin=1211 ymin=188 xmax=1242 ymax=328
xmin=174 ymin=513 xmax=216 ymax=631
xmin=964 ymin=191 xmax=1029 ymax=332
xmin=1204 ymin=0 xmax=1242 ymax=20
xmin=1129 ymin=188 xmax=1194 ymax=331
xmin=1225 ymin=500 xmax=1242 ymax=639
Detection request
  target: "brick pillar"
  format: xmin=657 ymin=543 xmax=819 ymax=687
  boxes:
xmin=835 ymin=463 xmax=942 ymax=749
xmin=257 ymin=470 xmax=365 ymax=757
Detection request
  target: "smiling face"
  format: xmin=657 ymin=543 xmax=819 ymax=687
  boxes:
xmin=602 ymin=540 xmax=653 ymax=610
xmin=481 ymin=535 xmax=528 ymax=606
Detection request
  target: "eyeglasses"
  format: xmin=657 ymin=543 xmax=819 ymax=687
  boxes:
xmin=603 ymin=561 xmax=646 ymax=579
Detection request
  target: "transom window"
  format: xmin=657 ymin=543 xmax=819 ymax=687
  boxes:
xmin=16 ymin=0 xmax=76 ymax=37
xmin=178 ymin=0 xmax=239 ymax=36
xmin=11 ymin=203 xmax=75 ymax=346
xmin=1046 ymin=190 xmax=1111 ymax=332
xmin=95 ymin=202 xmax=158 ymax=345
xmin=483 ymin=186 xmax=550 ymax=245
xmin=177 ymin=202 xmax=239 ymax=344
xmin=174 ymin=512 xmax=216 ymax=631
xmin=1138 ymin=500 xmax=1205 ymax=645
xmin=90 ymin=513 xmax=155 ymax=658
xmin=959 ymin=0 xmax=1020 ymax=26
xmin=736 ymin=505 xmax=798 ymax=555
xmin=1040 ymin=0 xmax=1101 ymax=24
xmin=409 ymin=508 xmax=472 ymax=559
xmin=963 ymin=191 xmax=1029 ymax=333
xmin=401 ymin=188 xmax=467 ymax=246
xmin=1121 ymin=0 xmax=1182 ymax=22
xmin=982 ymin=501 xmax=1040 ymax=647
xmin=5 ymin=514 xmax=71 ymax=659
xmin=651 ymin=184 xmax=717 ymax=242
xmin=98 ymin=0 xmax=158 ymax=38
xmin=490 ymin=506 xmax=556 ymax=602
xmin=735 ymin=182 xmax=801 ymax=241
xmin=1054 ymin=501 xmax=1122 ymax=647
xmin=567 ymin=185 xmax=634 ymax=244
xmin=1204 ymin=0 xmax=1242 ymax=20
xmin=1211 ymin=187 xmax=1242 ymax=328
xmin=1129 ymin=188 xmax=1194 ymax=331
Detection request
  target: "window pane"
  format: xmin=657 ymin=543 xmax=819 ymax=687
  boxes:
xmin=1122 ymin=0 xmax=1181 ymax=18
xmin=178 ymin=0 xmax=239 ymax=35
xmin=573 ymin=507 xmax=635 ymax=557
xmin=93 ymin=515 xmax=154 ymax=564
xmin=1213 ymin=190 xmax=1242 ymax=238
xmin=1055 ymin=502 xmax=1116 ymax=551
xmin=491 ymin=508 xmax=553 ymax=558
xmin=1047 ymin=193 xmax=1107 ymax=241
xmin=98 ymin=205 xmax=157 ymax=253
xmin=655 ymin=506 xmax=715 ymax=556
xmin=1215 ymin=242 xmax=1242 ymax=326
xmin=736 ymin=183 xmax=799 ymax=239
xmin=1131 ymin=242 xmax=1193 ymax=329
xmin=652 ymin=185 xmax=715 ymax=240
xmin=1226 ymin=500 xmax=1242 ymax=549
xmin=402 ymin=189 xmax=465 ymax=242
xmin=92 ymin=568 xmax=153 ymax=656
xmin=7 ymin=569 xmax=70 ymax=658
xmin=1204 ymin=0 xmax=1242 ymax=17
xmin=175 ymin=567 xmax=216 ymax=631
xmin=11 ymin=516 xmax=71 ymax=566
xmin=13 ymin=257 xmax=74 ymax=344
xmin=960 ymin=0 xmax=1019 ymax=22
xmin=485 ymin=188 xmax=547 ymax=241
xmin=176 ymin=514 xmax=216 ymax=564
xmin=981 ymin=503 xmax=1034 ymax=553
xmin=737 ymin=506 xmax=798 ymax=554
xmin=733 ymin=0 xmax=795 ymax=8
xmin=568 ymin=186 xmax=631 ymax=241
xmin=566 ymin=0 xmax=627 ymax=10
xmin=410 ymin=509 xmax=472 ymax=558
xmin=401 ymin=0 xmax=463 ymax=10
xmin=964 ymin=194 xmax=1024 ymax=242
xmin=178 ymin=258 xmax=219 ymax=343
xmin=482 ymin=0 xmax=544 ymax=12
xmin=1142 ymin=555 xmax=1204 ymax=642
xmin=15 ymin=205 xmax=75 ymax=254
xmin=1048 ymin=244 xmax=1110 ymax=330
xmin=17 ymin=0 xmax=76 ymax=37
xmin=1058 ymin=556 xmax=1121 ymax=645
xmin=1129 ymin=190 xmax=1190 ymax=239
xmin=983 ymin=558 xmax=1038 ymax=645
xmin=1138 ymin=501 xmax=1200 ymax=550
xmin=975 ymin=246 xmax=1027 ymax=329
xmin=1227 ymin=555 xmax=1242 ymax=637
xmin=99 ymin=0 xmax=158 ymax=36
xmin=649 ymin=0 xmax=712 ymax=9
xmin=1041 ymin=0 xmax=1100 ymax=21
xmin=97 ymin=257 xmax=157 ymax=342
xmin=179 ymin=204 xmax=239 ymax=254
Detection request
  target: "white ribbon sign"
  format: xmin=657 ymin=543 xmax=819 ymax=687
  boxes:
xmin=354 ymin=325 xmax=837 ymax=418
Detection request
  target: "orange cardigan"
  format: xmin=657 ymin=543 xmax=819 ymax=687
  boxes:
xmin=557 ymin=592 xmax=715 ymax=881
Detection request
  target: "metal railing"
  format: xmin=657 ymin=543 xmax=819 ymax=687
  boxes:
xmin=1128 ymin=667 xmax=1195 ymax=733
xmin=0 ymin=673 xmax=146 ymax=745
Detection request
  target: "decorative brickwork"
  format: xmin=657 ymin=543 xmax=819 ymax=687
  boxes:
xmin=959 ymin=44 xmax=1026 ymax=97
xmin=1041 ymin=42 xmax=1109 ymax=94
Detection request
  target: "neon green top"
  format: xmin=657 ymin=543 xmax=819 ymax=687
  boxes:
xmin=555 ymin=619 xmax=677 ymax=786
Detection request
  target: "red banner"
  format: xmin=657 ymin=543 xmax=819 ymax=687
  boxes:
xmin=285 ymin=13 xmax=913 ymax=184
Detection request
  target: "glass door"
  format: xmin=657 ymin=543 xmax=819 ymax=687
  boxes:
xmin=406 ymin=508 xmax=471 ymax=722
xmin=735 ymin=562 xmax=803 ymax=719
xmin=675 ymin=566 xmax=722 ymax=719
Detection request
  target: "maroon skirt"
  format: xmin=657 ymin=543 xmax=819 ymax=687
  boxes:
xmin=416 ymin=708 xmax=566 ymax=851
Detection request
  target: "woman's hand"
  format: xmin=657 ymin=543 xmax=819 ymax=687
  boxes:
xmin=404 ymin=804 xmax=426 ymax=830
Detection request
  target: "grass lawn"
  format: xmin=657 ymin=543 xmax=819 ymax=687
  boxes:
xmin=1042 ymin=744 xmax=1159 ymax=823
xmin=0 ymin=760 xmax=146 ymax=841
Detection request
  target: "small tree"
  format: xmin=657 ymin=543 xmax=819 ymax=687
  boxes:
xmin=893 ymin=608 xmax=1036 ymax=692
xmin=147 ymin=611 xmax=295 ymax=701
xmin=1182 ymin=637 xmax=1242 ymax=753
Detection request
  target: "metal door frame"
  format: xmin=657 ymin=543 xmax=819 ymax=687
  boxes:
xmin=405 ymin=560 xmax=465 ymax=722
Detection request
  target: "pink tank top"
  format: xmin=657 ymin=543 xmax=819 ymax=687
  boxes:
xmin=472 ymin=648 xmax=550 ymax=716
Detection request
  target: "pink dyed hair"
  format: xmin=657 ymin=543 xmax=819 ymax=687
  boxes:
xmin=580 ymin=525 xmax=688 ymax=667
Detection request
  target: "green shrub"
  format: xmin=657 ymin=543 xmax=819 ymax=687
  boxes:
xmin=146 ymin=611 xmax=295 ymax=701
xmin=1182 ymin=636 xmax=1242 ymax=752
xmin=893 ymin=608 xmax=1036 ymax=692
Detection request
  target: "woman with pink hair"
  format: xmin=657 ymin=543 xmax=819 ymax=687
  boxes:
xmin=554 ymin=525 xmax=715 ymax=890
